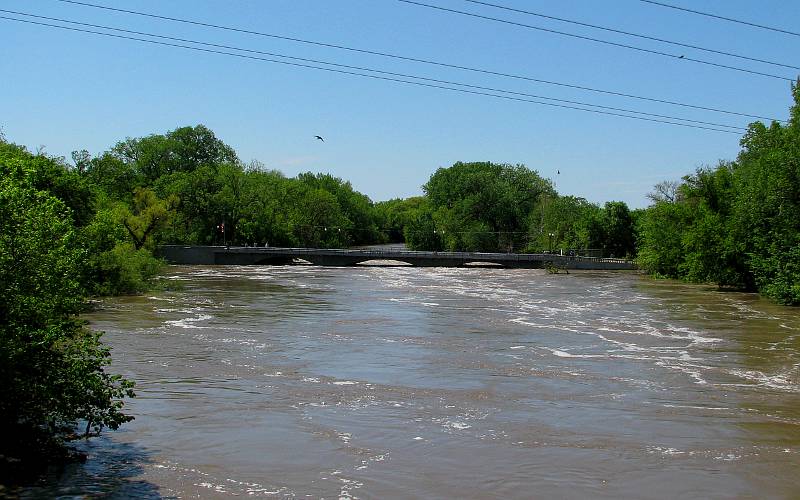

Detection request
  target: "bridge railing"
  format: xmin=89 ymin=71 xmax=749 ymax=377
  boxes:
xmin=219 ymin=246 xmax=634 ymax=264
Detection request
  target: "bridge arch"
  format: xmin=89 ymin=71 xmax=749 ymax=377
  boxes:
xmin=356 ymin=259 xmax=413 ymax=267
xmin=463 ymin=261 xmax=504 ymax=268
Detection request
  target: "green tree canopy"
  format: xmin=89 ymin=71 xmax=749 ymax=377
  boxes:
xmin=409 ymin=161 xmax=555 ymax=252
xmin=0 ymin=144 xmax=134 ymax=466
xmin=110 ymin=124 xmax=238 ymax=182
xmin=637 ymin=82 xmax=800 ymax=304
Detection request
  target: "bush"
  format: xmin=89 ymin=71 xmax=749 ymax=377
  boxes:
xmin=92 ymin=242 xmax=164 ymax=296
xmin=81 ymin=206 xmax=164 ymax=296
xmin=0 ymin=144 xmax=134 ymax=472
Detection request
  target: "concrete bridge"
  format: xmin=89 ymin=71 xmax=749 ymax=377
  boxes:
xmin=160 ymin=246 xmax=637 ymax=270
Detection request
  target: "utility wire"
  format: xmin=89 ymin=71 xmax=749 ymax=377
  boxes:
xmin=464 ymin=0 xmax=798 ymax=70
xmin=639 ymin=0 xmax=800 ymax=38
xmin=1 ymin=15 xmax=742 ymax=134
xmin=50 ymin=0 xmax=782 ymax=122
xmin=0 ymin=9 xmax=746 ymax=131
xmin=396 ymin=0 xmax=794 ymax=81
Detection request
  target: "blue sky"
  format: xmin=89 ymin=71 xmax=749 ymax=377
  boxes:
xmin=2 ymin=0 xmax=798 ymax=208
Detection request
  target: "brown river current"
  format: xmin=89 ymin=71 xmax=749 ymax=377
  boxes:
xmin=23 ymin=265 xmax=800 ymax=498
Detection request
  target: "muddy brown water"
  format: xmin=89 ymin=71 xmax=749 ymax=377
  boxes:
xmin=21 ymin=265 xmax=800 ymax=498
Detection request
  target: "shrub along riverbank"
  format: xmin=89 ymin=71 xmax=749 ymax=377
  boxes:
xmin=0 ymin=142 xmax=136 ymax=482
xmin=636 ymin=83 xmax=800 ymax=305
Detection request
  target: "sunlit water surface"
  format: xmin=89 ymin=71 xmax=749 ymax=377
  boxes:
xmin=21 ymin=265 xmax=800 ymax=498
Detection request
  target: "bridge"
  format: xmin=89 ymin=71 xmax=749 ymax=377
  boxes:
xmin=160 ymin=246 xmax=637 ymax=270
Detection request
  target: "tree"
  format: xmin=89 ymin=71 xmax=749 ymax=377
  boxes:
xmin=297 ymin=172 xmax=381 ymax=245
xmin=647 ymin=180 xmax=680 ymax=204
xmin=0 ymin=143 xmax=97 ymax=227
xmin=84 ymin=152 xmax=142 ymax=202
xmin=235 ymin=169 xmax=295 ymax=247
xmin=80 ymin=205 xmax=164 ymax=296
xmin=110 ymin=124 xmax=238 ymax=182
xmin=122 ymin=187 xmax=179 ymax=250
xmin=676 ymin=164 xmax=747 ymax=287
xmin=289 ymin=187 xmax=351 ymax=247
xmin=636 ymin=82 xmax=800 ymax=303
xmin=526 ymin=195 xmax=600 ymax=253
xmin=0 ymin=146 xmax=133 ymax=468
xmin=731 ymin=83 xmax=800 ymax=303
xmin=375 ymin=196 xmax=429 ymax=243
xmin=420 ymin=161 xmax=554 ymax=252
xmin=599 ymin=201 xmax=636 ymax=258
xmin=404 ymin=202 xmax=443 ymax=251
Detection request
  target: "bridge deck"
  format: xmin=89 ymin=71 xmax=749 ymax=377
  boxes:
xmin=160 ymin=246 xmax=637 ymax=270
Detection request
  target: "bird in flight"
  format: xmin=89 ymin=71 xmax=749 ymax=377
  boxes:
xmin=314 ymin=135 xmax=324 ymax=142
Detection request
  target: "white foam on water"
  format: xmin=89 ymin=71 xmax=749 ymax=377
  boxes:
xmin=655 ymin=360 xmax=709 ymax=385
xmin=165 ymin=313 xmax=213 ymax=329
xmin=509 ymin=317 xmax=563 ymax=330
xmin=448 ymin=421 xmax=471 ymax=430
xmin=333 ymin=380 xmax=358 ymax=385
xmin=543 ymin=347 xmax=605 ymax=359
xmin=728 ymin=368 xmax=800 ymax=392
xmin=196 ymin=481 xmax=228 ymax=493
xmin=154 ymin=308 xmax=180 ymax=313
xmin=596 ymin=322 xmax=722 ymax=345
xmin=152 ymin=459 xmax=290 ymax=497
xmin=217 ymin=337 xmax=261 ymax=346
xmin=516 ymin=314 xmax=722 ymax=387
xmin=338 ymin=477 xmax=364 ymax=500
xmin=646 ymin=446 xmax=685 ymax=456
xmin=662 ymin=404 xmax=730 ymax=411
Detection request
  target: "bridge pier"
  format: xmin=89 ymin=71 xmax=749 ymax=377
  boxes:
xmin=301 ymin=255 xmax=364 ymax=266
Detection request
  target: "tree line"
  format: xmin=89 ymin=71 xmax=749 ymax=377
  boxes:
xmin=379 ymin=162 xmax=637 ymax=258
xmin=383 ymin=84 xmax=800 ymax=306
xmin=637 ymin=83 xmax=800 ymax=305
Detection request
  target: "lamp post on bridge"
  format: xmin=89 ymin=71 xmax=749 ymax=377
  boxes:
xmin=548 ymin=232 xmax=554 ymax=253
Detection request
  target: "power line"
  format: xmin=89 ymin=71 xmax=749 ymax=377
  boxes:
xmin=396 ymin=0 xmax=794 ymax=81
xmin=639 ymin=0 xmax=800 ymax=38
xmin=1 ymin=15 xmax=743 ymax=134
xmin=50 ymin=0 xmax=782 ymax=122
xmin=463 ymin=0 xmax=799 ymax=70
xmin=0 ymin=9 xmax=747 ymax=131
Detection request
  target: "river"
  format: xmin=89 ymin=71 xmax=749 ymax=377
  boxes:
xmin=21 ymin=265 xmax=800 ymax=498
